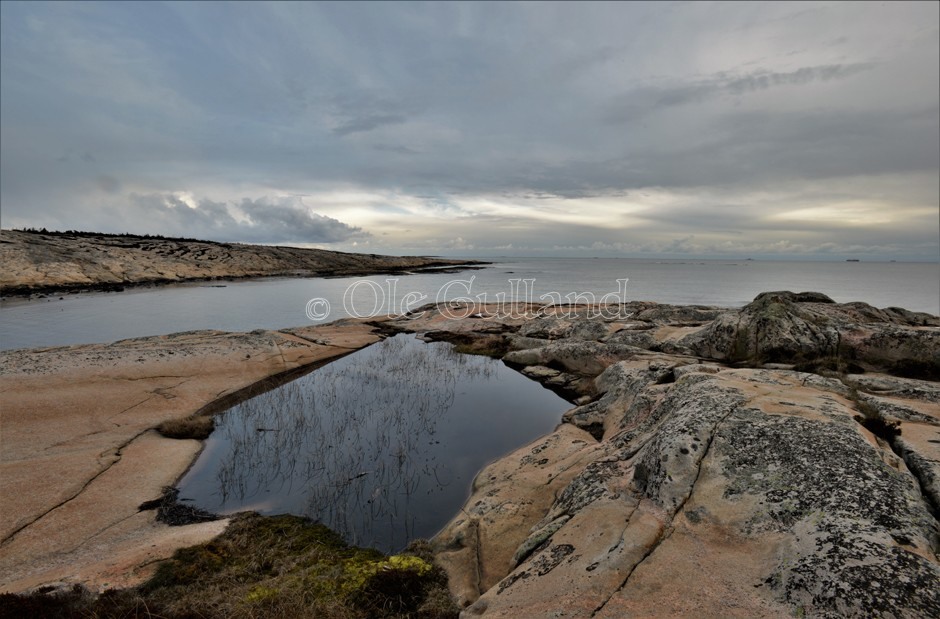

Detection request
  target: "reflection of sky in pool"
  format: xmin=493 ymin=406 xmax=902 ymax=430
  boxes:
xmin=176 ymin=333 xmax=571 ymax=552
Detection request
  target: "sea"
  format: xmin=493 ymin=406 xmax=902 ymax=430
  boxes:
xmin=1 ymin=258 xmax=937 ymax=351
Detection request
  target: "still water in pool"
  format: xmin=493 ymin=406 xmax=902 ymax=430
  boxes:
xmin=175 ymin=334 xmax=571 ymax=552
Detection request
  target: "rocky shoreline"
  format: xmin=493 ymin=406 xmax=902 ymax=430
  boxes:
xmin=0 ymin=229 xmax=484 ymax=297
xmin=0 ymin=320 xmax=385 ymax=592
xmin=382 ymin=292 xmax=939 ymax=618
xmin=1 ymin=292 xmax=938 ymax=617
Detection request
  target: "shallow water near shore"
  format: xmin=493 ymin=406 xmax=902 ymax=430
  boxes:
xmin=2 ymin=258 xmax=937 ymax=350
xmin=175 ymin=333 xmax=570 ymax=553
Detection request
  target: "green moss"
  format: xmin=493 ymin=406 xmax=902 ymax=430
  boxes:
xmin=138 ymin=513 xmax=456 ymax=618
xmin=244 ymin=585 xmax=279 ymax=604
xmin=345 ymin=555 xmax=447 ymax=617
xmin=4 ymin=513 xmax=457 ymax=618
xmin=144 ymin=542 xmax=230 ymax=590
xmin=342 ymin=554 xmax=433 ymax=592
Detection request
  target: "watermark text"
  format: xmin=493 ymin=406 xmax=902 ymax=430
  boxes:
xmin=306 ymin=277 xmax=632 ymax=322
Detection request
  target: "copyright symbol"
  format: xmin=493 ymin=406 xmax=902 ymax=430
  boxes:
xmin=305 ymin=297 xmax=331 ymax=321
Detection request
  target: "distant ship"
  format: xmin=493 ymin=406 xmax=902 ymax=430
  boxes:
xmin=846 ymin=259 xmax=860 ymax=262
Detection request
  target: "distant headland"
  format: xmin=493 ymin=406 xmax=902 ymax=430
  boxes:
xmin=0 ymin=229 xmax=485 ymax=297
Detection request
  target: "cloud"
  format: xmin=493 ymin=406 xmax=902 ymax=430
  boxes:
xmin=333 ymin=113 xmax=408 ymax=137
xmin=585 ymin=237 xmax=934 ymax=258
xmin=603 ymin=62 xmax=876 ymax=123
xmin=127 ymin=194 xmax=366 ymax=243
xmin=325 ymin=90 xmax=417 ymax=136
xmin=238 ymin=197 xmax=367 ymax=242
xmin=725 ymin=63 xmax=874 ymax=94
xmin=0 ymin=1 xmax=937 ymax=258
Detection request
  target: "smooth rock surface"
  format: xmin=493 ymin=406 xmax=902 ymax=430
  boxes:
xmin=0 ymin=319 xmax=383 ymax=592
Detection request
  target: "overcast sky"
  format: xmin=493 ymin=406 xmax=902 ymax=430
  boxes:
xmin=1 ymin=1 xmax=937 ymax=259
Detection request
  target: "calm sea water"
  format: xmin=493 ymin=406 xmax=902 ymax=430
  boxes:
xmin=1 ymin=258 xmax=937 ymax=351
xmin=175 ymin=334 xmax=569 ymax=552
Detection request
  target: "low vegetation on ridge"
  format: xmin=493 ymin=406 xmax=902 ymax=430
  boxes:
xmin=0 ymin=514 xmax=457 ymax=619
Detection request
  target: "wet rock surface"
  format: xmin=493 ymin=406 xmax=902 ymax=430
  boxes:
xmin=390 ymin=294 xmax=940 ymax=617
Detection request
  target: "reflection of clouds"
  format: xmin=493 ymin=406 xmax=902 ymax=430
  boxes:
xmin=205 ymin=334 xmax=496 ymax=551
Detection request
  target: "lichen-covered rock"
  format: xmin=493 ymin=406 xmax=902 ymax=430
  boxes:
xmin=429 ymin=423 xmax=599 ymax=608
xmin=848 ymin=374 xmax=940 ymax=404
xmin=672 ymin=363 xmax=721 ymax=379
xmin=682 ymin=292 xmax=842 ymax=363
xmin=562 ymin=361 xmax=675 ymax=438
xmin=632 ymin=304 xmax=725 ymax=324
xmin=682 ymin=292 xmax=940 ymax=379
xmin=503 ymin=341 xmax=644 ymax=376
xmin=519 ymin=365 xmax=561 ymax=380
xmin=563 ymin=320 xmax=614 ymax=341
xmin=770 ymin=521 xmax=940 ymax=618
xmin=517 ymin=317 xmax=571 ymax=340
xmin=467 ymin=368 xmax=940 ymax=618
xmin=894 ymin=433 xmax=940 ymax=515
xmin=505 ymin=335 xmax=551 ymax=351
xmin=631 ymin=375 xmax=747 ymax=514
xmin=604 ymin=328 xmax=660 ymax=349
xmin=389 ymin=296 xmax=940 ymax=617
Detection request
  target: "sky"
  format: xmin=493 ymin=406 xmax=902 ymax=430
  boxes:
xmin=1 ymin=1 xmax=938 ymax=260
